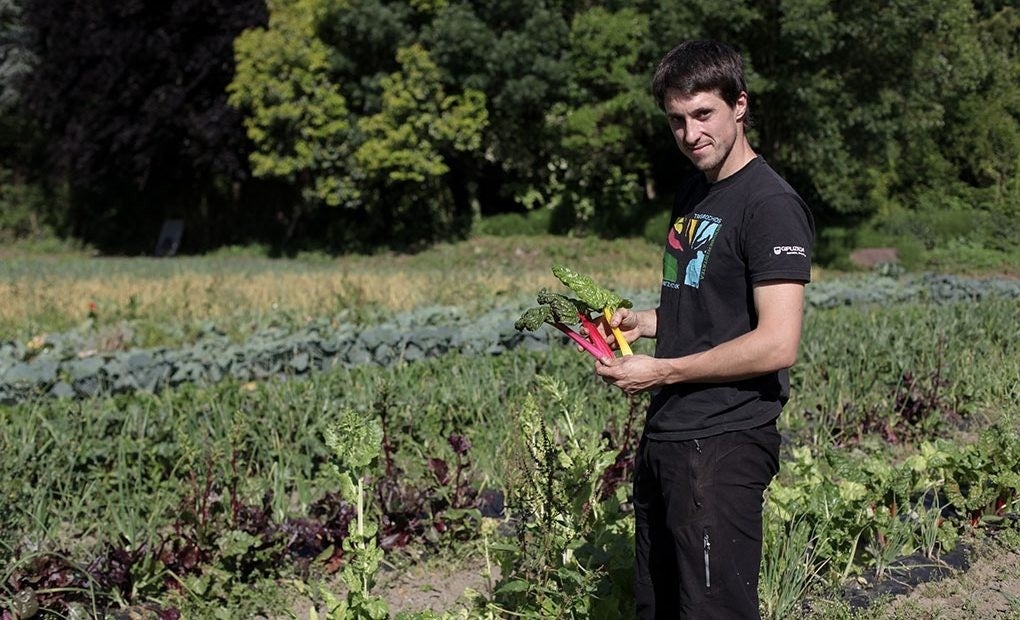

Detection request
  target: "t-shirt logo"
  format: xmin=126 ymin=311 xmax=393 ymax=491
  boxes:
xmin=663 ymin=213 xmax=722 ymax=289
xmin=773 ymin=245 xmax=807 ymax=257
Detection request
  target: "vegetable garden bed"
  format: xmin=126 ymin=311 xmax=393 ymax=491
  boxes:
xmin=2 ymin=248 xmax=1018 ymax=619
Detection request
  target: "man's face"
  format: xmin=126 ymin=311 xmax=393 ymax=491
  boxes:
xmin=663 ymin=87 xmax=747 ymax=182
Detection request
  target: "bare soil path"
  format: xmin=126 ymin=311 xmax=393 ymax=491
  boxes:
xmin=871 ymin=540 xmax=1020 ymax=619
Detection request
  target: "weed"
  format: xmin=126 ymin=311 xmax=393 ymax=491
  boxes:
xmin=760 ymin=513 xmax=827 ymax=619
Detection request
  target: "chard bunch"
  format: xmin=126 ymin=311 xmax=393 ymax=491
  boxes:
xmin=514 ymin=265 xmax=633 ymax=357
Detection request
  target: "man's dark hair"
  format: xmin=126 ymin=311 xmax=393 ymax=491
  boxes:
xmin=651 ymin=40 xmax=748 ymax=114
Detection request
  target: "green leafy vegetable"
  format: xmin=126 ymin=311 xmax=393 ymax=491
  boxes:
xmin=514 ymin=306 xmax=554 ymax=332
xmin=551 ymin=264 xmax=634 ymax=355
xmin=535 ymin=289 xmax=586 ymax=324
xmin=514 ymin=290 xmax=606 ymax=359
xmin=551 ymin=264 xmax=632 ymax=313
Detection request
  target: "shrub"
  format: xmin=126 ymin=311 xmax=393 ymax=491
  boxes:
xmin=472 ymin=210 xmax=551 ymax=237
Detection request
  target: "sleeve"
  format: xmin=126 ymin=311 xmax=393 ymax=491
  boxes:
xmin=743 ymin=192 xmax=815 ymax=284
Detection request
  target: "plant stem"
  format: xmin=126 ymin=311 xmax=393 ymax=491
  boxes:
xmin=357 ymin=477 xmax=365 ymax=538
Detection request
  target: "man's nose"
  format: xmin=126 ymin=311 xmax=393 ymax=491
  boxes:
xmin=682 ymin=122 xmax=701 ymax=145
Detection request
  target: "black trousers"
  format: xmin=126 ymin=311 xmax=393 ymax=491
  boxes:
xmin=633 ymin=423 xmax=781 ymax=619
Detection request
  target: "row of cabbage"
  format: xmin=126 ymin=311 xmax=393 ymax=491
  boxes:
xmin=1 ymin=273 xmax=1017 ymax=403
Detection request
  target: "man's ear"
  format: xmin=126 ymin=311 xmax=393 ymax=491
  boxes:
xmin=734 ymin=91 xmax=749 ymax=123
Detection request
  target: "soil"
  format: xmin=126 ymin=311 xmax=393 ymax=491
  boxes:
xmin=376 ymin=556 xmax=497 ymax=615
xmin=277 ymin=534 xmax=1020 ymax=619
xmin=864 ymin=539 xmax=1020 ymax=619
xmin=367 ymin=537 xmax=1020 ymax=619
xmin=838 ymin=544 xmax=975 ymax=612
xmin=280 ymin=554 xmax=498 ymax=619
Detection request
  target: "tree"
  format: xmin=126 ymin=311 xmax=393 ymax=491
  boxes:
xmin=20 ymin=0 xmax=267 ymax=251
xmin=420 ymin=1 xmax=572 ymax=215
xmin=1 ymin=0 xmax=54 ymax=241
xmin=353 ymin=43 xmax=487 ymax=246
xmin=229 ymin=0 xmax=354 ymax=243
xmin=538 ymin=6 xmax=660 ymax=236
xmin=0 ymin=0 xmax=33 ymax=112
xmin=944 ymin=6 xmax=1019 ymax=212
xmin=229 ymin=2 xmax=487 ymax=250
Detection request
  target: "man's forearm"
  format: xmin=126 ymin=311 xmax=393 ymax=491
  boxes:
xmin=658 ymin=328 xmax=798 ymax=384
xmin=657 ymin=282 xmax=804 ymax=384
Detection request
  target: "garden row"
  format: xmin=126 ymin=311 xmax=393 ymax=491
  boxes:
xmin=1 ymin=273 xmax=1017 ymax=404
xmin=3 ymin=355 xmax=1018 ymax=619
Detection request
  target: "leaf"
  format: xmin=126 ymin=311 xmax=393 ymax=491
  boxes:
xmin=495 ymin=579 xmax=531 ymax=594
xmin=324 ymin=409 xmax=383 ymax=473
xmin=535 ymin=289 xmax=585 ymax=325
xmin=514 ymin=306 xmax=552 ymax=331
xmin=551 ymin=264 xmax=632 ymax=312
xmin=217 ymin=529 xmax=260 ymax=558
xmin=315 ymin=544 xmax=335 ymax=564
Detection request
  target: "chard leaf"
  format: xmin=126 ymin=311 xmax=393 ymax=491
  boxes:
xmin=551 ymin=264 xmax=632 ymax=312
xmin=514 ymin=306 xmax=552 ymax=331
xmin=535 ymin=289 xmax=584 ymax=325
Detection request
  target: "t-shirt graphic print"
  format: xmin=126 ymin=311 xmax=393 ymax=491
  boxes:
xmin=663 ymin=213 xmax=722 ymax=289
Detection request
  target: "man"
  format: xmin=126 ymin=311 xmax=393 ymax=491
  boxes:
xmin=594 ymin=40 xmax=814 ymax=619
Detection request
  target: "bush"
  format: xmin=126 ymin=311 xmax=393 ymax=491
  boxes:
xmin=641 ymin=208 xmax=670 ymax=246
xmin=0 ymin=167 xmax=52 ymax=242
xmin=857 ymin=204 xmax=1020 ymax=272
xmin=472 ymin=209 xmax=551 ymax=237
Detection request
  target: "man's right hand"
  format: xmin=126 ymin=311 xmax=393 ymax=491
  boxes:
xmin=603 ymin=307 xmax=656 ymax=350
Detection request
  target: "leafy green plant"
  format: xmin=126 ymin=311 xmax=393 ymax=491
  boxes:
xmin=912 ymin=489 xmax=950 ymax=561
xmin=228 ymin=0 xmax=353 ymax=212
xmin=937 ymin=423 xmax=1020 ymax=527
xmin=768 ymin=418 xmax=1020 ymax=590
xmin=3 ymin=265 xmax=1019 ymax=617
xmin=323 ymin=408 xmax=389 ymax=620
xmin=864 ymin=509 xmax=917 ymax=581
xmin=486 ymin=376 xmax=633 ymax=619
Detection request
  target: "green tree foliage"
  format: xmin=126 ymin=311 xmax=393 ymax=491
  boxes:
xmin=946 ymin=7 xmax=1019 ymax=211
xmin=353 ymin=43 xmax=487 ymax=245
xmin=0 ymin=0 xmax=33 ymax=111
xmin=1 ymin=0 xmax=58 ymax=240
xmin=538 ymin=7 xmax=660 ymax=235
xmin=4 ymin=0 xmax=1016 ymax=257
xmin=229 ymin=2 xmax=488 ymax=249
xmin=419 ymin=1 xmax=573 ymax=214
xmin=743 ymin=0 xmax=1019 ymax=255
xmin=228 ymin=0 xmax=355 ymax=225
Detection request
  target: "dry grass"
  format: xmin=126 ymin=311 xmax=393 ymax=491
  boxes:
xmin=0 ymin=235 xmax=664 ymax=339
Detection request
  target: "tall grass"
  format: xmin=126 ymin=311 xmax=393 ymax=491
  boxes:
xmin=0 ymin=346 xmax=636 ymax=558
xmin=788 ymin=296 xmax=1020 ymax=441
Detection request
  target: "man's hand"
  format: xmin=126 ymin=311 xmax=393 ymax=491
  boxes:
xmin=594 ymin=354 xmax=665 ymax=395
xmin=584 ymin=307 xmax=657 ymax=353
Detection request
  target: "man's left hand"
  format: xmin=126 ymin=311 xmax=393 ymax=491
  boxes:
xmin=595 ymin=354 xmax=665 ymax=395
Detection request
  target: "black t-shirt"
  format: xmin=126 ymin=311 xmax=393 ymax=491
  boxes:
xmin=646 ymin=156 xmax=814 ymax=440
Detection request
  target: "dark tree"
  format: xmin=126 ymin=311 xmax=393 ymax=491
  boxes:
xmin=20 ymin=0 xmax=267 ymax=252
